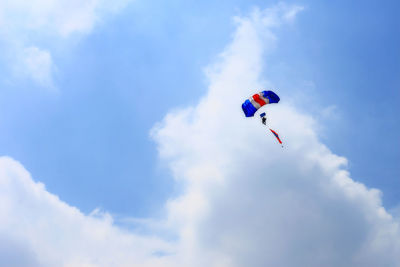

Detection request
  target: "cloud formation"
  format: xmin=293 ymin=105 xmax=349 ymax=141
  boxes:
xmin=0 ymin=0 xmax=131 ymax=88
xmin=13 ymin=46 xmax=55 ymax=88
xmin=152 ymin=4 xmax=400 ymax=267
xmin=0 ymin=156 xmax=173 ymax=267
xmin=0 ymin=4 xmax=399 ymax=267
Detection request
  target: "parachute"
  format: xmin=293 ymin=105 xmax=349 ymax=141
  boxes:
xmin=242 ymin=90 xmax=283 ymax=147
xmin=241 ymin=90 xmax=280 ymax=117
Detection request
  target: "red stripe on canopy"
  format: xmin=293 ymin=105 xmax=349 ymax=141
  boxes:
xmin=252 ymin=94 xmax=266 ymax=107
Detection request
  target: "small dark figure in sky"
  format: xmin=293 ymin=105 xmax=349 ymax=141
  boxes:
xmin=260 ymin=112 xmax=267 ymax=125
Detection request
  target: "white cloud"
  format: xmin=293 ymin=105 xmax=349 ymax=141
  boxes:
xmin=0 ymin=0 xmax=132 ymax=89
xmin=13 ymin=46 xmax=55 ymax=88
xmin=0 ymin=0 xmax=130 ymax=37
xmin=0 ymin=156 xmax=174 ymax=267
xmin=1 ymin=4 xmax=399 ymax=267
xmin=151 ymin=5 xmax=400 ymax=267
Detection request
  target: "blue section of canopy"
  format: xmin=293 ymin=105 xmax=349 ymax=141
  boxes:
xmin=262 ymin=90 xmax=280 ymax=104
xmin=242 ymin=99 xmax=257 ymax=117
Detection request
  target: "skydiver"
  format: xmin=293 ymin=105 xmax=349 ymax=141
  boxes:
xmin=260 ymin=112 xmax=267 ymax=125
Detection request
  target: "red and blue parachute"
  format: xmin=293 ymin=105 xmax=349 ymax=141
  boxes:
xmin=242 ymin=90 xmax=280 ymax=117
xmin=242 ymin=90 xmax=283 ymax=147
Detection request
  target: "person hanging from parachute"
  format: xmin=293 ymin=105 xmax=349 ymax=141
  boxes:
xmin=260 ymin=112 xmax=267 ymax=125
xmin=241 ymin=90 xmax=283 ymax=147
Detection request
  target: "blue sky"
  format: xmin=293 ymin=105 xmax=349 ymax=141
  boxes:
xmin=1 ymin=1 xmax=400 ymax=266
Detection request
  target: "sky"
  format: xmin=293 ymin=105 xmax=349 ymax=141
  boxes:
xmin=0 ymin=0 xmax=399 ymax=266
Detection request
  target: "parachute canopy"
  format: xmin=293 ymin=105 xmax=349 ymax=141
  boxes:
xmin=242 ymin=90 xmax=280 ymax=117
